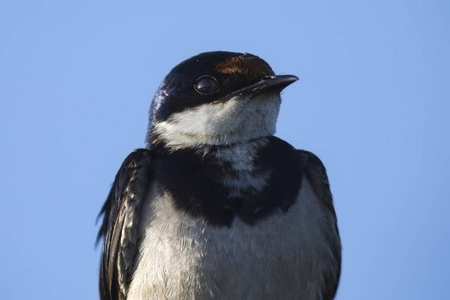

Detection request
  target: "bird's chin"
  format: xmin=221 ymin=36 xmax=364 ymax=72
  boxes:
xmin=149 ymin=94 xmax=281 ymax=150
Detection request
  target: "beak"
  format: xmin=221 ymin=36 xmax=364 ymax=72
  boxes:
xmin=234 ymin=74 xmax=298 ymax=96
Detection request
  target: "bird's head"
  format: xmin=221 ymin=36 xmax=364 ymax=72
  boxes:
xmin=147 ymin=51 xmax=298 ymax=149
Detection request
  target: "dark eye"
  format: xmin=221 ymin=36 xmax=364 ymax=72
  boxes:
xmin=194 ymin=75 xmax=219 ymax=95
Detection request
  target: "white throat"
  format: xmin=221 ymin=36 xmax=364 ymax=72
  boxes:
xmin=150 ymin=93 xmax=281 ymax=149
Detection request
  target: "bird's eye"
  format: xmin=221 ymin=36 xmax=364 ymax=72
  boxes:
xmin=194 ymin=75 xmax=219 ymax=95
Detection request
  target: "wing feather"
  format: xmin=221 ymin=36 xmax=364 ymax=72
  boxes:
xmin=97 ymin=149 xmax=153 ymax=300
xmin=298 ymin=150 xmax=341 ymax=299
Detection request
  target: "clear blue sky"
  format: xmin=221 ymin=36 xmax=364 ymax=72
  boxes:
xmin=1 ymin=0 xmax=449 ymax=299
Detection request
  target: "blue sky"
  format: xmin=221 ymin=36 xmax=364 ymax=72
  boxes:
xmin=1 ymin=0 xmax=449 ymax=299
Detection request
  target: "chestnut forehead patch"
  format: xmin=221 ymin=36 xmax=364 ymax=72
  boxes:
xmin=214 ymin=55 xmax=274 ymax=81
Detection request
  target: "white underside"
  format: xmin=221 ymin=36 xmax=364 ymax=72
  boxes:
xmin=127 ymin=177 xmax=337 ymax=300
xmin=151 ymin=93 xmax=281 ymax=148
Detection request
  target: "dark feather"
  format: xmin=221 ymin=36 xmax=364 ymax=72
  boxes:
xmin=298 ymin=150 xmax=341 ymax=299
xmin=97 ymin=149 xmax=153 ymax=300
xmin=153 ymin=136 xmax=303 ymax=226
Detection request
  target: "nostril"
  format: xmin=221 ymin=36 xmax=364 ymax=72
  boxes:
xmin=262 ymin=75 xmax=275 ymax=80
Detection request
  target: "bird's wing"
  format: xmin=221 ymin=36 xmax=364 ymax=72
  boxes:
xmin=97 ymin=149 xmax=153 ymax=300
xmin=297 ymin=150 xmax=341 ymax=299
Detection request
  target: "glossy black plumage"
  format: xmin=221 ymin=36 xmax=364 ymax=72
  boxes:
xmin=149 ymin=51 xmax=275 ymax=124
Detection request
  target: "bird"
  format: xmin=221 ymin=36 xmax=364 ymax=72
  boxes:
xmin=97 ymin=51 xmax=341 ymax=300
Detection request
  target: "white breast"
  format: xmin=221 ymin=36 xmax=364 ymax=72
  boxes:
xmin=127 ymin=177 xmax=337 ymax=300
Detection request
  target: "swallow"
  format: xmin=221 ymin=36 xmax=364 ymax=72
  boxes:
xmin=97 ymin=51 xmax=341 ymax=300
